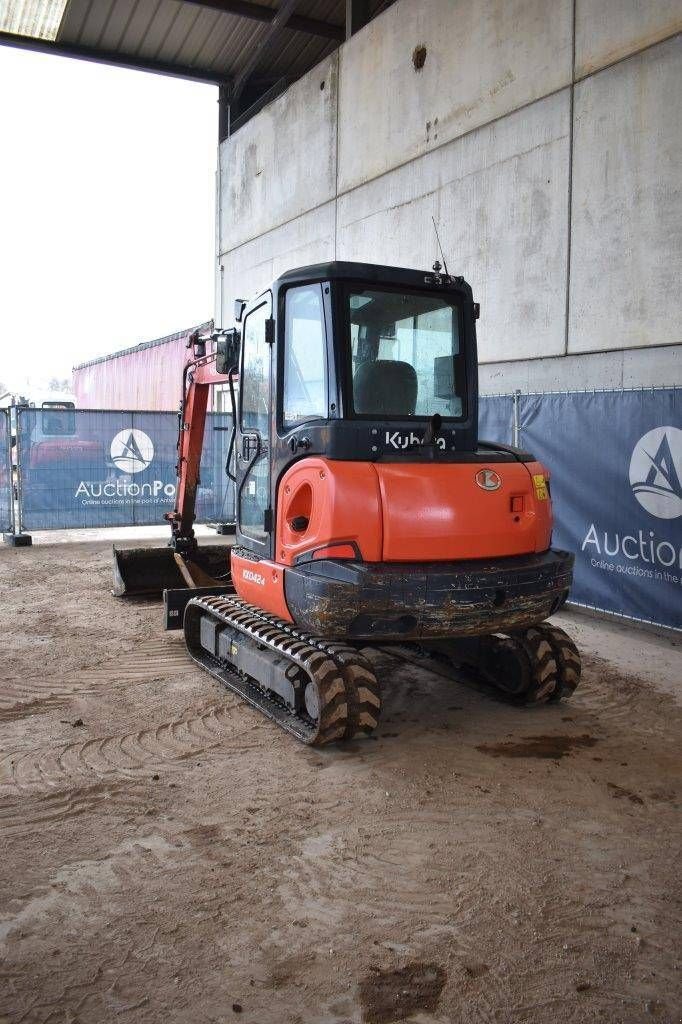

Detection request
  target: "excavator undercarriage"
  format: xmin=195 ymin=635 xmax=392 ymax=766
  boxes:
xmin=183 ymin=595 xmax=581 ymax=745
xmin=185 ymin=594 xmax=381 ymax=744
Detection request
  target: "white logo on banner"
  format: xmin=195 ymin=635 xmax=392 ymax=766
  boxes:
xmin=629 ymin=426 xmax=682 ymax=520
xmin=110 ymin=429 xmax=154 ymax=475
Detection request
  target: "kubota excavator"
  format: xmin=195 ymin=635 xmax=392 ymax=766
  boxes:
xmin=113 ymin=261 xmax=581 ymax=745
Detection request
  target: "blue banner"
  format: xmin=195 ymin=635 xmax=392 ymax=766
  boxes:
xmin=0 ymin=409 xmax=12 ymax=533
xmin=12 ymin=392 xmax=680 ymax=629
xmin=520 ymin=389 xmax=681 ymax=630
xmin=478 ymin=394 xmax=514 ymax=445
xmin=18 ymin=409 xmax=235 ymax=531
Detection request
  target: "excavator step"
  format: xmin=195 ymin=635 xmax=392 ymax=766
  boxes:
xmin=183 ymin=594 xmax=381 ymax=746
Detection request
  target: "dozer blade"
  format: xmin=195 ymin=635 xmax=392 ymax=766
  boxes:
xmin=112 ymin=543 xmax=230 ymax=598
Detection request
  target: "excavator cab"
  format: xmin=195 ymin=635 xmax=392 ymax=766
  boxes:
xmin=233 ymin=263 xmax=478 ymax=566
xmin=113 ymin=262 xmax=581 ymax=746
xmin=227 ymin=264 xmax=569 ymax=634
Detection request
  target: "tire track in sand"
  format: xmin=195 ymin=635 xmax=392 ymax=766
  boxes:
xmin=0 ymin=701 xmax=249 ymax=795
xmin=277 ymin=814 xmax=521 ymax=1023
xmin=0 ymin=780 xmax=148 ymax=836
xmin=0 ymin=636 xmax=194 ymax=722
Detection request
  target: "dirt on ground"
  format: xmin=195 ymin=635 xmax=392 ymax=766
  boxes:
xmin=0 ymin=539 xmax=681 ymax=1024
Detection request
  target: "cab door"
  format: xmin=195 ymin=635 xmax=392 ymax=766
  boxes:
xmin=236 ymin=295 xmax=273 ymax=556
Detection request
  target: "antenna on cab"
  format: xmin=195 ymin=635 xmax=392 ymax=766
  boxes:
xmin=431 ymin=216 xmax=451 ymax=280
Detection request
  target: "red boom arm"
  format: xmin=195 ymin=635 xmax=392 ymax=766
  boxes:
xmin=165 ymin=347 xmax=229 ymax=553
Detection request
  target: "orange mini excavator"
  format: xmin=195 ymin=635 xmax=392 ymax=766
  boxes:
xmin=113 ymin=261 xmax=580 ymax=745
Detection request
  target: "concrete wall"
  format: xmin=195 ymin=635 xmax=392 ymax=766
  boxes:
xmin=216 ymin=0 xmax=682 ymax=392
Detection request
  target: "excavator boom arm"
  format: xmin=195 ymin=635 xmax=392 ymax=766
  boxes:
xmin=167 ymin=350 xmax=229 ymax=552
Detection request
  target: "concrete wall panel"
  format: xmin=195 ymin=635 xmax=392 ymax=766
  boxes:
xmin=218 ymin=54 xmax=337 ymax=256
xmin=569 ymin=36 xmax=682 ymax=353
xmin=219 ymin=201 xmax=335 ymax=325
xmin=479 ymin=344 xmax=681 ymax=394
xmin=575 ymin=0 xmax=682 ymax=78
xmin=215 ymin=1 xmax=682 ymax=387
xmin=337 ymin=91 xmax=571 ymax=363
xmin=337 ymin=0 xmax=572 ymax=193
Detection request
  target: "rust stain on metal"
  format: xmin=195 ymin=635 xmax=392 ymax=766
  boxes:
xmin=298 ymin=592 xmax=561 ymax=641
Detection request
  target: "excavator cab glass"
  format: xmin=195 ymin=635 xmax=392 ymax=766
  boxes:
xmin=345 ymin=287 xmax=465 ymax=420
xmin=282 ymin=284 xmax=327 ymax=428
xmin=239 ymin=298 xmax=272 ymax=543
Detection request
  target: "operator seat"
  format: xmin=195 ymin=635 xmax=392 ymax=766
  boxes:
xmin=353 ymin=360 xmax=418 ymax=416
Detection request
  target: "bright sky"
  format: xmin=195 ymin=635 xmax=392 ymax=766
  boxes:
xmin=0 ymin=46 xmax=217 ymax=394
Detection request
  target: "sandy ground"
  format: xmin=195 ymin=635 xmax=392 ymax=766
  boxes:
xmin=0 ymin=539 xmax=680 ymax=1024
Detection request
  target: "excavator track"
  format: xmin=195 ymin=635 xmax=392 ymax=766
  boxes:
xmin=183 ymin=595 xmax=381 ymax=746
xmin=539 ymin=624 xmax=582 ymax=701
xmin=486 ymin=624 xmax=582 ymax=704
xmin=383 ymin=623 xmax=581 ymax=707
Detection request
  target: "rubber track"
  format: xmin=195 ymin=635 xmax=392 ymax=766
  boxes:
xmin=536 ymin=624 xmax=582 ymax=701
xmin=204 ymin=601 xmax=382 ymax=739
xmin=184 ymin=595 xmax=381 ymax=746
xmin=387 ymin=622 xmax=581 ymax=708
xmin=510 ymin=626 xmax=560 ymax=704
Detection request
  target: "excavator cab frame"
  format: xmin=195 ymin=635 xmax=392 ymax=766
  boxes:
xmin=232 ymin=262 xmax=480 ymax=562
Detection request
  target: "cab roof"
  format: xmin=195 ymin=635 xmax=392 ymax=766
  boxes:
xmin=273 ymin=261 xmax=472 ymax=298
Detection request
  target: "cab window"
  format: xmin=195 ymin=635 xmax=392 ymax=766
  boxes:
xmin=282 ymin=285 xmax=327 ymax=429
xmin=240 ymin=303 xmax=270 ymax=434
xmin=348 ymin=288 xmax=464 ymax=419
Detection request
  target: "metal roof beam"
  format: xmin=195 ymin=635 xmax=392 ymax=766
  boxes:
xmin=183 ymin=1 xmax=344 ymax=41
xmin=345 ymin=0 xmax=370 ymax=39
xmin=230 ymin=0 xmax=302 ymax=102
xmin=0 ymin=30 xmax=230 ymax=84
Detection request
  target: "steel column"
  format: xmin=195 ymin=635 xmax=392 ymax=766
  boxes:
xmin=345 ymin=0 xmax=370 ymax=39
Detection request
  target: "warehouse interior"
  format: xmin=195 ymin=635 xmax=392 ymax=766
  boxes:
xmin=1 ymin=2 xmax=681 ymax=1023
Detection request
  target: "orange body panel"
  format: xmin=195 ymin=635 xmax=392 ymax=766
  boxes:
xmin=276 ymin=458 xmax=383 ymax=567
xmin=275 ymin=457 xmax=552 ymax=565
xmin=231 ymin=551 xmax=293 ymax=621
xmin=376 ymin=462 xmax=552 ymax=560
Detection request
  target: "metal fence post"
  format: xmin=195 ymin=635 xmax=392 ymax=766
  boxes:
xmin=3 ymin=404 xmax=32 ymax=546
xmin=512 ymin=389 xmax=521 ymax=448
xmin=1 ymin=408 xmax=14 ymax=536
xmin=8 ymin=409 xmax=16 ymax=536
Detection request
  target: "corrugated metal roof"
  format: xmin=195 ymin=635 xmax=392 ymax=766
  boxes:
xmin=3 ymin=1 xmax=395 ymax=77
xmin=1 ymin=0 xmax=394 ymax=130
xmin=0 ymin=0 xmax=69 ymax=40
xmin=56 ymin=0 xmax=346 ymax=81
xmin=73 ymin=320 xmax=213 ymax=371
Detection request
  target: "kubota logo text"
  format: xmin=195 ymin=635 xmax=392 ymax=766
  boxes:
xmin=385 ymin=430 xmax=446 ymax=451
xmin=629 ymin=426 xmax=682 ymax=520
xmin=111 ymin=429 xmax=154 ymax=474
